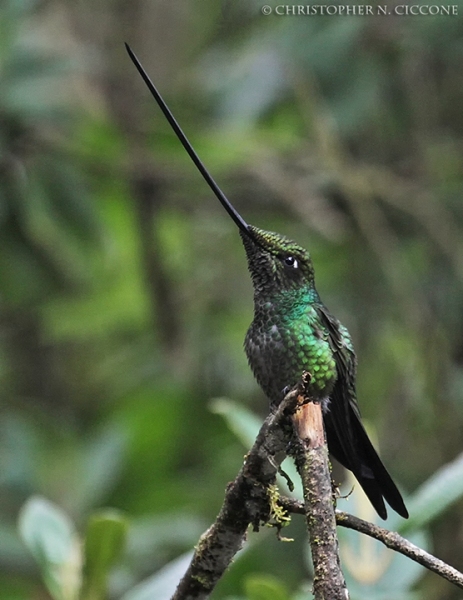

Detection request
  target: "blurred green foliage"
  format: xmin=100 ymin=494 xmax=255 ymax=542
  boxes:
xmin=1 ymin=0 xmax=463 ymax=598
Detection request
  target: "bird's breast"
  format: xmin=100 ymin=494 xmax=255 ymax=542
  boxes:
xmin=245 ymin=307 xmax=337 ymax=405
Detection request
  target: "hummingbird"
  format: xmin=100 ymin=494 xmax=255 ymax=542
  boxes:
xmin=125 ymin=44 xmax=408 ymax=521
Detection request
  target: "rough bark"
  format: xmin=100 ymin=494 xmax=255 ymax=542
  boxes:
xmin=292 ymin=395 xmax=349 ymax=600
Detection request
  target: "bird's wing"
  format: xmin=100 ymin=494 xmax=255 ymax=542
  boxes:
xmin=315 ymin=304 xmax=363 ymax=470
xmin=316 ymin=304 xmax=408 ymax=520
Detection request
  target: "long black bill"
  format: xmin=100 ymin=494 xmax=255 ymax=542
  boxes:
xmin=125 ymin=43 xmax=252 ymax=237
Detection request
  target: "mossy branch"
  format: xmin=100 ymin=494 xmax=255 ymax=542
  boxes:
xmin=292 ymin=382 xmax=348 ymax=600
xmin=280 ymin=497 xmax=463 ymax=591
xmin=171 ymin=383 xmax=301 ymax=600
xmin=172 ymin=377 xmax=463 ymax=599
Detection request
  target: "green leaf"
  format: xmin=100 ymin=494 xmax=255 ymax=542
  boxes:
xmin=127 ymin=513 xmax=206 ymax=560
xmin=339 ymin=524 xmax=428 ymax=598
xmin=68 ymin=425 xmax=127 ymax=513
xmin=121 ymin=551 xmax=193 ymax=600
xmin=18 ymin=496 xmax=81 ymax=600
xmin=82 ymin=509 xmax=128 ymax=600
xmin=210 ymin=398 xmax=261 ymax=447
xmin=211 ymin=399 xmax=302 ymax=497
xmin=399 ymin=452 xmax=463 ymax=534
xmin=244 ymin=573 xmax=290 ymax=600
xmin=336 ymin=474 xmax=427 ymax=595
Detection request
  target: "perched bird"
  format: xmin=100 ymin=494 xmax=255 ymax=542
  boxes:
xmin=126 ymin=44 xmax=408 ymax=520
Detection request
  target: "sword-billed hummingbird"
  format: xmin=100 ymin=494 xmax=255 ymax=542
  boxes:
xmin=125 ymin=44 xmax=408 ymax=520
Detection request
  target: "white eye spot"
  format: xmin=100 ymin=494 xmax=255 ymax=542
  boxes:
xmin=284 ymin=256 xmax=298 ymax=269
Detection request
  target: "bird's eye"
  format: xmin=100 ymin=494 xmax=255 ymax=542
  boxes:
xmin=284 ymin=256 xmax=298 ymax=269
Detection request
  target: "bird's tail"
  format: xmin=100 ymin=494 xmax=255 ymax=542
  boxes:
xmin=324 ymin=404 xmax=408 ymax=520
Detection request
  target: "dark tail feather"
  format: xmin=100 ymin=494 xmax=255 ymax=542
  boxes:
xmin=325 ymin=405 xmax=409 ymax=520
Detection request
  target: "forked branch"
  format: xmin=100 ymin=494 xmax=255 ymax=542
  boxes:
xmin=172 ymin=379 xmax=463 ymax=599
xmin=171 ymin=384 xmax=301 ymax=600
xmin=280 ymin=497 xmax=463 ymax=591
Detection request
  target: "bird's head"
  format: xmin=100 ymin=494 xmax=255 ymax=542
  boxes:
xmin=240 ymin=225 xmax=316 ymax=298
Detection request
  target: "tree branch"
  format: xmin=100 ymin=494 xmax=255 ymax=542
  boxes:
xmin=171 ymin=385 xmax=301 ymax=600
xmin=172 ymin=373 xmax=463 ymax=599
xmin=280 ymin=497 xmax=463 ymax=591
xmin=335 ymin=510 xmax=463 ymax=591
xmin=292 ymin=391 xmax=348 ymax=600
